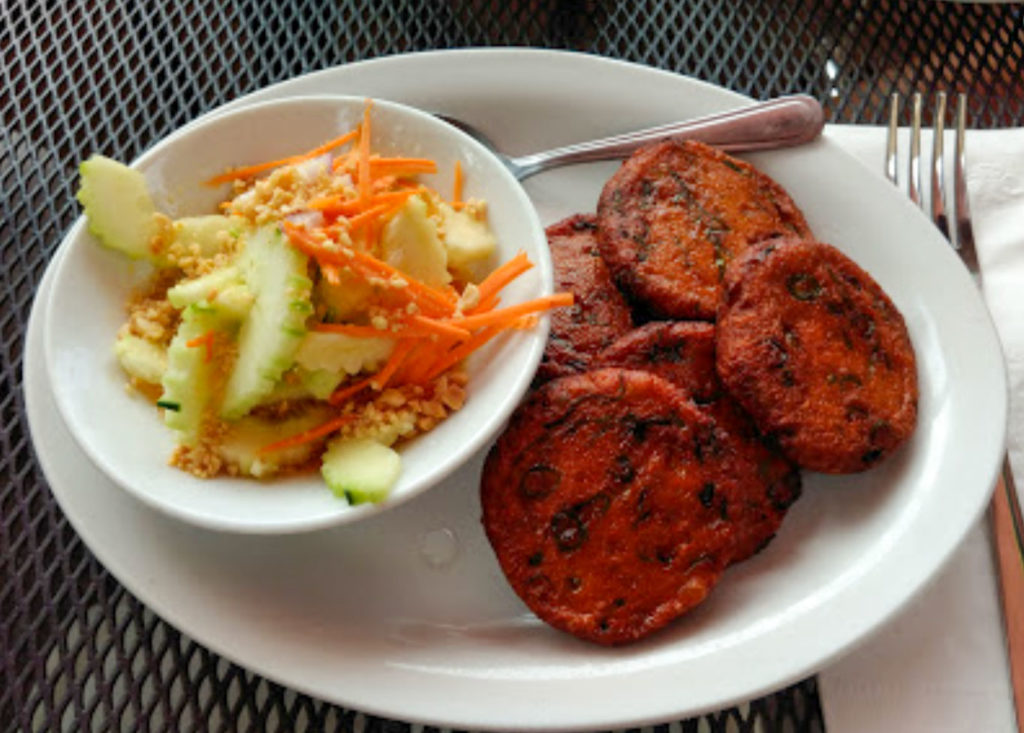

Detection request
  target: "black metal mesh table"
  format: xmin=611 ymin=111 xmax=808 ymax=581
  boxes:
xmin=4 ymin=1 xmax=1022 ymax=730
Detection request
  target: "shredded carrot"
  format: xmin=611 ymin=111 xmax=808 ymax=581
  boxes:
xmin=452 ymin=160 xmax=464 ymax=206
xmin=471 ymin=251 xmax=533 ymax=310
xmin=322 ymin=263 xmax=342 ymax=286
xmin=448 ymin=293 xmax=574 ymax=331
xmin=367 ymin=158 xmax=438 ymax=178
xmin=391 ymin=338 xmax=436 ymax=384
xmin=307 ymin=193 xmax=353 ymax=212
xmin=331 ymin=149 xmax=356 ymax=172
xmin=205 ymin=128 xmax=359 ymax=186
xmin=283 ymin=222 xmax=455 ymax=316
xmin=370 ymin=339 xmax=416 ymax=390
xmin=314 ymin=318 xmax=469 ymax=341
xmin=185 ymin=331 xmax=216 ymax=363
xmin=344 ymin=202 xmax=391 ymax=232
xmin=372 ymin=156 xmax=437 ymax=169
xmin=357 ymin=99 xmax=373 ymax=205
xmin=473 ymin=292 xmax=501 ymax=313
xmin=509 ymin=314 xmax=540 ymax=330
xmin=424 ymin=326 xmax=503 ymax=381
xmin=327 ymin=375 xmax=375 ymax=406
xmin=257 ymin=414 xmax=357 ymax=454
xmin=346 ymin=249 xmax=456 ymax=314
xmin=310 ymin=188 xmax=421 ymax=216
xmin=408 ymin=315 xmax=471 ymax=340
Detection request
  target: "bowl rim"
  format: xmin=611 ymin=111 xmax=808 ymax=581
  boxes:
xmin=43 ymin=93 xmax=551 ymax=534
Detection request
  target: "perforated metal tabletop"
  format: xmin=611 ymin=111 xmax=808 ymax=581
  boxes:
xmin=4 ymin=1 xmax=1023 ymax=731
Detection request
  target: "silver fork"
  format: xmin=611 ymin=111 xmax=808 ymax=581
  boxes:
xmin=888 ymin=92 xmax=1024 ymax=731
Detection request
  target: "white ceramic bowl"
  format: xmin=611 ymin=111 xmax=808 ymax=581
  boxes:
xmin=43 ymin=95 xmax=550 ymax=533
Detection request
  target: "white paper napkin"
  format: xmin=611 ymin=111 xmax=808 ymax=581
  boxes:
xmin=817 ymin=125 xmax=1022 ymax=733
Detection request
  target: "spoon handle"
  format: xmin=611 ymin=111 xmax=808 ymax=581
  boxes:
xmin=510 ymin=95 xmax=824 ymax=179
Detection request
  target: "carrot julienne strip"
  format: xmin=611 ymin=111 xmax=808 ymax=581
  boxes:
xmin=205 ymin=128 xmax=358 ymax=186
xmin=327 ymin=375 xmax=375 ymax=406
xmin=185 ymin=331 xmax=216 ymax=362
xmin=452 ymin=160 xmax=464 ymax=205
xmin=391 ymin=338 xmax=435 ymax=385
xmin=345 ymin=202 xmax=391 ymax=231
xmin=347 ymin=250 xmax=456 ymax=315
xmin=449 ymin=292 xmax=574 ymax=331
xmin=282 ymin=222 xmax=455 ymax=316
xmin=257 ymin=414 xmax=357 ymax=454
xmin=471 ymin=251 xmax=533 ymax=310
xmin=310 ymin=188 xmax=422 ymax=216
xmin=509 ymin=314 xmax=540 ymax=330
xmin=370 ymin=338 xmax=416 ymax=390
xmin=408 ymin=315 xmax=471 ymax=340
xmin=331 ymin=149 xmax=356 ymax=172
xmin=473 ymin=293 xmax=501 ymax=313
xmin=369 ymin=159 xmax=438 ymax=177
xmin=313 ymin=320 xmax=469 ymax=340
xmin=424 ymin=326 xmax=503 ymax=381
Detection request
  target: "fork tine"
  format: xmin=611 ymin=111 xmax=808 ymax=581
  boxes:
xmin=931 ymin=92 xmax=949 ymax=237
xmin=909 ymin=93 xmax=924 ymax=208
xmin=886 ymin=93 xmax=899 ymax=184
xmin=954 ymin=93 xmax=980 ymax=275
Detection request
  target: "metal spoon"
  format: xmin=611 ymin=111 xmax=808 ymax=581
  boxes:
xmin=439 ymin=95 xmax=824 ymax=181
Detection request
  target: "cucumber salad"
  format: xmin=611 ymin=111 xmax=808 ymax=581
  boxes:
xmin=77 ymin=102 xmax=570 ymax=504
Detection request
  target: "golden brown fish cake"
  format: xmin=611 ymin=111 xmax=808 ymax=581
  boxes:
xmin=481 ymin=369 xmax=736 ymax=645
xmin=536 ymin=214 xmax=633 ymax=385
xmin=593 ymin=321 xmax=721 ymax=403
xmin=716 ymin=238 xmax=918 ymax=473
xmin=594 ymin=321 xmax=801 ymax=562
xmin=596 ymin=140 xmax=811 ymax=320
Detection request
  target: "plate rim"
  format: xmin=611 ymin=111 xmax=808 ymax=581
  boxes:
xmin=26 ymin=47 xmax=1008 ymax=731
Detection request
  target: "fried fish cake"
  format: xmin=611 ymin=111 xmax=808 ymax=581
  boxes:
xmin=536 ymin=214 xmax=633 ymax=384
xmin=596 ymin=140 xmax=812 ymax=320
xmin=594 ymin=321 xmax=801 ymax=562
xmin=481 ymin=369 xmax=733 ymax=645
xmin=716 ymin=238 xmax=918 ymax=473
xmin=593 ymin=321 xmax=721 ymax=403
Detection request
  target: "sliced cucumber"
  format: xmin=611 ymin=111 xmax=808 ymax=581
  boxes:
xmin=298 ymin=367 xmax=346 ymax=400
xmin=218 ymin=406 xmax=333 ymax=478
xmin=167 ymin=266 xmax=243 ymax=308
xmin=321 ymin=437 xmax=401 ymax=504
xmin=159 ymin=305 xmax=219 ymax=444
xmin=167 ymin=266 xmax=253 ymax=321
xmin=172 ymin=215 xmax=243 ymax=258
xmin=438 ymin=201 xmax=496 ymax=283
xmin=381 ymin=194 xmax=451 ymax=288
xmin=220 ymin=225 xmax=313 ymax=420
xmin=77 ymin=155 xmax=159 ymax=261
xmin=316 ymin=270 xmax=375 ymax=322
xmin=114 ymin=334 xmax=167 ymax=385
xmin=294 ymin=331 xmax=394 ymax=376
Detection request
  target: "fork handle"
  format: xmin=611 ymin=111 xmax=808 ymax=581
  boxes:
xmin=993 ymin=458 xmax=1024 ymax=732
xmin=509 ymin=95 xmax=824 ymax=178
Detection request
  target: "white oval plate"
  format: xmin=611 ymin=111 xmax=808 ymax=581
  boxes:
xmin=26 ymin=49 xmax=1006 ymax=731
xmin=42 ymin=95 xmax=549 ymax=534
